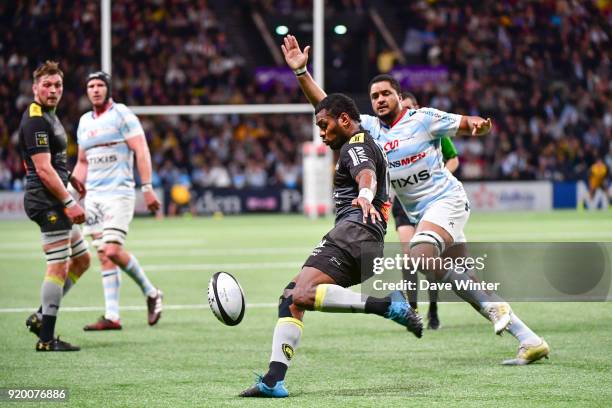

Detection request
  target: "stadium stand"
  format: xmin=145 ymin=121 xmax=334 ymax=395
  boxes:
xmin=1 ymin=0 xmax=609 ymax=199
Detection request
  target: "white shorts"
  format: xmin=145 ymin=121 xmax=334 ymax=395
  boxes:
xmin=420 ymin=194 xmax=470 ymax=243
xmin=84 ymin=194 xmax=134 ymax=247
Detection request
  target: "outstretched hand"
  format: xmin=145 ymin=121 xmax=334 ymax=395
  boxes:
xmin=281 ymin=35 xmax=310 ymax=70
xmin=472 ymin=118 xmax=493 ymax=136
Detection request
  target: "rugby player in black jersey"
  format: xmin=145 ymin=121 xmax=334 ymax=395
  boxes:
xmin=19 ymin=61 xmax=91 ymax=351
xmin=240 ymin=94 xmax=422 ymax=398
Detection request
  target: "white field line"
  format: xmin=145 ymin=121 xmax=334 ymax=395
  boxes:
xmin=0 ymin=303 xmax=277 ymax=314
xmin=2 ymin=230 xmax=612 ymax=252
xmin=0 ymin=247 xmax=311 ymax=259
xmin=144 ymin=262 xmax=301 ymax=271
xmin=0 ymin=261 xmax=301 ymax=271
xmin=0 ymin=239 xmax=209 ymax=250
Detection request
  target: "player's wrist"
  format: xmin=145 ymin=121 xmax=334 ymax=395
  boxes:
xmin=293 ymin=66 xmax=307 ymax=76
xmin=358 ymin=188 xmax=374 ymax=203
xmin=141 ymin=183 xmax=153 ymax=193
xmin=62 ymin=196 xmax=76 ymax=208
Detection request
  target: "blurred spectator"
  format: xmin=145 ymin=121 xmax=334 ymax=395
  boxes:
xmin=1 ymin=0 xmax=610 ymax=198
xmin=389 ymin=0 xmax=610 ymax=182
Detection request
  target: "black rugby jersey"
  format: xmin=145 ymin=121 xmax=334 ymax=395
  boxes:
xmin=333 ymin=130 xmax=391 ymax=239
xmin=18 ymin=102 xmax=69 ymax=191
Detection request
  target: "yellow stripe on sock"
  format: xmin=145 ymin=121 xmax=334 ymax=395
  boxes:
xmin=314 ymin=284 xmax=329 ymax=311
xmin=277 ymin=317 xmax=304 ymax=331
xmin=44 ymin=275 xmax=65 ymax=287
xmin=67 ymin=271 xmax=79 ymax=284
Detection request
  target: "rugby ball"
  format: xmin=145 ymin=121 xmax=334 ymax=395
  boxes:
xmin=207 ymin=271 xmax=245 ymax=326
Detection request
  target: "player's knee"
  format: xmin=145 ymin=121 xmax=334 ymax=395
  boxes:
xmin=70 ymin=237 xmax=90 ymax=274
xmin=409 ymin=231 xmax=445 ymax=273
xmin=72 ymin=252 xmax=91 ymax=275
xmin=104 ymin=244 xmax=122 ymax=262
xmin=46 ymin=261 xmax=69 ymax=281
xmin=291 ymin=284 xmax=316 ymax=310
xmin=278 ymin=282 xmax=296 ymax=318
xmin=96 ymin=249 xmax=106 ymax=263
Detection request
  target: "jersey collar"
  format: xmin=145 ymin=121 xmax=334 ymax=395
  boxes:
xmin=93 ymin=102 xmax=114 ymax=119
xmin=381 ymin=108 xmax=408 ymax=129
xmin=32 ymin=100 xmax=55 ymax=114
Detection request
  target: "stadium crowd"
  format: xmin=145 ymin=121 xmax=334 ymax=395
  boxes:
xmin=393 ymin=0 xmax=611 ymax=182
xmin=1 ymin=0 xmax=610 ymax=193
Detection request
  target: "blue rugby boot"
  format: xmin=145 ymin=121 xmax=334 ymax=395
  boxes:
xmin=239 ymin=375 xmax=289 ymax=398
xmin=385 ymin=290 xmax=423 ymax=338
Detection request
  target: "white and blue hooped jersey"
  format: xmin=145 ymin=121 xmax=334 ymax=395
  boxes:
xmin=77 ymin=103 xmax=143 ymax=196
xmin=360 ymin=107 xmax=467 ymax=223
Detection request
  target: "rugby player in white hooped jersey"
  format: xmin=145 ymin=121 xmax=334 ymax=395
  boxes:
xmin=282 ymin=35 xmax=549 ymax=365
xmin=72 ymin=71 xmax=163 ymax=331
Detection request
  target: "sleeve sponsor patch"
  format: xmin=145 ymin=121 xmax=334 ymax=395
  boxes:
xmin=29 ymin=103 xmax=42 ymax=117
xmin=348 ymin=146 xmax=369 ymax=166
xmin=35 ymin=131 xmax=49 ymax=147
xmin=349 ymin=133 xmax=365 ymax=144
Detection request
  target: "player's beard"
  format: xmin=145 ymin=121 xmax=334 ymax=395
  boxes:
xmin=330 ymin=135 xmax=348 ymax=150
xmin=377 ymin=109 xmax=396 ymax=124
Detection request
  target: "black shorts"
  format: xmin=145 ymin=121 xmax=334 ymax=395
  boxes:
xmin=392 ymin=197 xmax=414 ymax=229
xmin=303 ymin=221 xmax=383 ymax=288
xmin=24 ymin=189 xmax=72 ymax=233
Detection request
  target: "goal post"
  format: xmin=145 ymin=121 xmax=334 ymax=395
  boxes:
xmin=101 ymin=0 xmax=333 ymax=217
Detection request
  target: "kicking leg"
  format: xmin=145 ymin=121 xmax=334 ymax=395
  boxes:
xmin=292 ymin=268 xmax=421 ymax=336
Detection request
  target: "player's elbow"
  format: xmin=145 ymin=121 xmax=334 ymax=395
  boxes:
xmin=446 ymin=158 xmax=459 ymax=173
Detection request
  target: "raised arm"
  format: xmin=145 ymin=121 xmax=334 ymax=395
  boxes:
xmin=281 ymin=35 xmax=327 ymax=107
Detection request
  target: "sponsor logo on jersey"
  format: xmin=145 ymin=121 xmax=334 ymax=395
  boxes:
xmin=383 ymin=139 xmax=399 ymax=152
xmin=87 ymin=154 xmax=118 ymax=165
xmin=47 ymin=210 xmax=58 ymax=224
xmin=349 ymin=133 xmax=365 ymax=144
xmin=348 ymin=146 xmax=368 ymax=166
xmin=35 ymin=131 xmax=49 ymax=147
xmin=329 ymin=257 xmax=342 ymax=266
xmin=311 ymin=238 xmax=327 ymax=256
xmin=388 ymin=152 xmax=427 ymax=168
xmin=282 ymin=343 xmax=295 ymax=360
xmin=391 ymin=170 xmax=431 ymax=188
xmin=422 ymin=109 xmax=456 ymax=123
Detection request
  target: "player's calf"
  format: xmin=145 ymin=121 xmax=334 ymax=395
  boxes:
xmin=409 ymin=230 xmax=512 ymax=333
